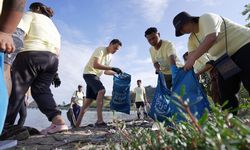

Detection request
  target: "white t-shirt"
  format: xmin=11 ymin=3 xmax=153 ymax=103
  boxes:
xmin=0 ymin=0 xmax=3 ymax=14
xmin=72 ymin=91 xmax=84 ymax=107
xmin=134 ymin=86 xmax=146 ymax=102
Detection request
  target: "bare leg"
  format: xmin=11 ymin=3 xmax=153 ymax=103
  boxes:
xmin=136 ymin=107 xmax=140 ymax=119
xmin=143 ymin=106 xmax=148 ymax=118
xmin=75 ymin=98 xmax=93 ymax=127
xmin=4 ymin=64 xmax=11 ymax=96
xmin=96 ymin=89 xmax=105 ymax=123
xmin=51 ymin=115 xmax=65 ymax=125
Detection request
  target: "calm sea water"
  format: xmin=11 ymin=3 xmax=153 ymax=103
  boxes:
xmin=22 ymin=109 xmax=136 ymax=130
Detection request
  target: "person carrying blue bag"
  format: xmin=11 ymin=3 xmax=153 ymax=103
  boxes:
xmin=110 ymin=72 xmax=131 ymax=114
xmin=149 ymin=65 xmax=210 ymax=123
xmin=76 ymin=39 xmax=123 ymax=128
xmin=144 ymin=27 xmax=183 ymax=90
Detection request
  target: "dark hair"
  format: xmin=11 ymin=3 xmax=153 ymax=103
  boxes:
xmin=110 ymin=39 xmax=122 ymax=46
xmin=78 ymin=85 xmax=83 ymax=88
xmin=145 ymin=27 xmax=158 ymax=37
xmin=137 ymin=80 xmax=142 ymax=83
xmin=192 ymin=17 xmax=199 ymax=23
xmin=29 ymin=2 xmax=45 ymax=10
xmin=183 ymin=52 xmax=188 ymax=61
xmin=29 ymin=2 xmax=54 ymax=18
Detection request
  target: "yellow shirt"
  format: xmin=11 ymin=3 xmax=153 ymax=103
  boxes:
xmin=193 ymin=54 xmax=210 ymax=73
xmin=19 ymin=11 xmax=61 ymax=55
xmin=0 ymin=0 xmax=3 ymax=14
xmin=150 ymin=40 xmax=183 ymax=75
xmin=188 ymin=13 xmax=250 ymax=59
xmin=84 ymin=47 xmax=112 ymax=77
xmin=17 ymin=18 xmax=24 ymax=30
xmin=134 ymin=86 xmax=146 ymax=102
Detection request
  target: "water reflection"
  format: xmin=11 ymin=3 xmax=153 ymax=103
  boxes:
xmin=22 ymin=109 xmax=136 ymax=130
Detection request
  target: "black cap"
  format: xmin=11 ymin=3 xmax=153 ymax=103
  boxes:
xmin=173 ymin=11 xmax=199 ymax=37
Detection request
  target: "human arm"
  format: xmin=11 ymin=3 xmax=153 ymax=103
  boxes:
xmin=184 ymin=13 xmax=223 ymax=71
xmin=143 ymin=88 xmax=149 ymax=105
xmin=184 ymin=33 xmax=217 ymax=71
xmin=0 ymin=0 xmax=26 ymax=53
xmin=169 ymin=55 xmax=177 ymax=66
xmin=153 ymin=62 xmax=160 ymax=74
xmin=70 ymin=91 xmax=77 ymax=108
xmin=93 ymin=57 xmax=122 ymax=75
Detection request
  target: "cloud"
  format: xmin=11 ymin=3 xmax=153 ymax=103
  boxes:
xmin=51 ymin=39 xmax=157 ymax=104
xmin=98 ymin=23 xmax=117 ymax=42
xmin=51 ymin=17 xmax=158 ymax=105
xmin=185 ymin=0 xmax=220 ymax=6
xmin=51 ymin=40 xmax=93 ymax=104
xmin=130 ymin=0 xmax=170 ymax=24
xmin=54 ymin=19 xmax=90 ymax=44
xmin=174 ymin=41 xmax=187 ymax=63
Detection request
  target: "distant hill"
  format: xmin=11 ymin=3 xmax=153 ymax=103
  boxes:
xmin=145 ymin=85 xmax=156 ymax=102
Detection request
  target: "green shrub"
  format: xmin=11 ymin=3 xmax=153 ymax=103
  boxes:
xmin=110 ymin=102 xmax=250 ymax=150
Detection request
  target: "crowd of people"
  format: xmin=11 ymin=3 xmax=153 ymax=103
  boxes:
xmin=0 ymin=1 xmax=249 ymax=147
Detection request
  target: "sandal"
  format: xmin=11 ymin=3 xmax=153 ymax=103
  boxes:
xmin=40 ymin=124 xmax=68 ymax=135
xmin=95 ymin=122 xmax=107 ymax=127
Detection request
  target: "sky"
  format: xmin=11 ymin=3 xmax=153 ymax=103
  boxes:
xmin=25 ymin=0 xmax=249 ymax=104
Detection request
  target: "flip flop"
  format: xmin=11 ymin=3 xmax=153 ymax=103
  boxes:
xmin=40 ymin=124 xmax=68 ymax=135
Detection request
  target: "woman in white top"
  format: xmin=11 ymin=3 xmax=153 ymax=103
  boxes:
xmin=4 ymin=2 xmax=68 ymax=135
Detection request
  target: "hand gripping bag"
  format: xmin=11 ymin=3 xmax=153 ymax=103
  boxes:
xmin=149 ymin=66 xmax=210 ymax=122
xmin=171 ymin=66 xmax=210 ymax=120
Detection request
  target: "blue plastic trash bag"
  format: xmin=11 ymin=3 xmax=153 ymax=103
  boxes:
xmin=172 ymin=65 xmax=210 ymax=119
xmin=148 ymin=73 xmax=179 ymax=122
xmin=0 ymin=53 xmax=8 ymax=133
xmin=149 ymin=66 xmax=210 ymax=122
xmin=110 ymin=72 xmax=131 ymax=114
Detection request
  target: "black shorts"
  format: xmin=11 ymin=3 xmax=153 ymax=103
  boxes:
xmin=83 ymin=74 xmax=105 ymax=100
xmin=135 ymin=102 xmax=145 ymax=109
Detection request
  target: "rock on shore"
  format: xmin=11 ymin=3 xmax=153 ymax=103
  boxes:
xmin=13 ymin=119 xmax=153 ymax=150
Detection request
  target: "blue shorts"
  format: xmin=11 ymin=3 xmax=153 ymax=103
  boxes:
xmin=4 ymin=28 xmax=24 ymax=65
xmin=83 ymin=74 xmax=105 ymax=100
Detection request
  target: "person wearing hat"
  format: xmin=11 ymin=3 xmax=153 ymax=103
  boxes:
xmin=173 ymin=11 xmax=250 ymax=114
xmin=145 ymin=27 xmax=183 ymax=89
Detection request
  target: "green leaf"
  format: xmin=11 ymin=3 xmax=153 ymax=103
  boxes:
xmin=180 ymin=85 xmax=186 ymax=97
xmin=198 ymin=109 xmax=209 ymax=126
